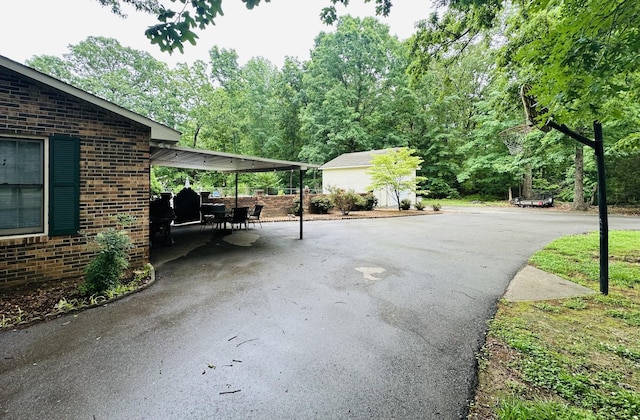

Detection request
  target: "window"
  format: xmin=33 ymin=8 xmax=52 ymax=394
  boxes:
xmin=0 ymin=138 xmax=44 ymax=235
xmin=0 ymin=135 xmax=79 ymax=238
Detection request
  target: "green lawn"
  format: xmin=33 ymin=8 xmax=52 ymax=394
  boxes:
xmin=423 ymin=197 xmax=512 ymax=207
xmin=470 ymin=230 xmax=640 ymax=419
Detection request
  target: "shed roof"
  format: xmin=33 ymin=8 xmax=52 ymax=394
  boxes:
xmin=319 ymin=148 xmax=400 ymax=170
xmin=0 ymin=55 xmax=181 ymax=144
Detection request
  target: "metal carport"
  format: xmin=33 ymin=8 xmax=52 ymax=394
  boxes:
xmin=150 ymin=143 xmax=319 ymax=239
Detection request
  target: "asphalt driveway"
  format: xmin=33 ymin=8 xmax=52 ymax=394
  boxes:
xmin=1 ymin=207 xmax=638 ymax=419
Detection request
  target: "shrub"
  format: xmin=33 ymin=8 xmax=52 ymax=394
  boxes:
xmin=80 ymin=215 xmax=133 ymax=296
xmin=290 ymin=197 xmax=302 ymax=216
xmin=432 ymin=202 xmax=442 ymax=212
xmin=353 ymin=193 xmax=378 ymax=211
xmin=400 ymin=198 xmax=412 ymax=210
xmin=426 ymin=179 xmax=460 ymax=199
xmin=329 ymin=187 xmax=361 ymax=215
xmin=310 ymin=196 xmax=334 ymax=214
xmin=415 ymin=200 xmax=425 ymax=211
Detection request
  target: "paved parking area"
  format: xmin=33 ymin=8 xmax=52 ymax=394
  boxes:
xmin=1 ymin=208 xmax=638 ymax=419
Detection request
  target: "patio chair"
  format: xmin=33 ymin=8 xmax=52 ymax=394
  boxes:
xmin=248 ymin=204 xmax=264 ymax=228
xmin=201 ymin=204 xmax=226 ymax=230
xmin=225 ymin=206 xmax=249 ymax=231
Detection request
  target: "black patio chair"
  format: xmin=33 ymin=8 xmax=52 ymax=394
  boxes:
xmin=225 ymin=207 xmax=249 ymax=231
xmin=201 ymin=203 xmax=226 ymax=230
xmin=248 ymin=204 xmax=264 ymax=228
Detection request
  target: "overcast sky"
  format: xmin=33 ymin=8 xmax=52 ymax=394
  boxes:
xmin=0 ymin=0 xmax=432 ymax=68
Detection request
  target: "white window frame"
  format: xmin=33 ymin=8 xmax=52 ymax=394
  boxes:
xmin=0 ymin=135 xmax=48 ymax=239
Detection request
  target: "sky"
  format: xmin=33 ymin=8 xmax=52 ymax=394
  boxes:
xmin=0 ymin=0 xmax=433 ymax=68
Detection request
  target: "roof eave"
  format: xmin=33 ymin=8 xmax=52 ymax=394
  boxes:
xmin=0 ymin=55 xmax=181 ymax=144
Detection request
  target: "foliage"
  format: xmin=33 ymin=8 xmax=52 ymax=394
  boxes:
xmin=290 ymin=197 xmax=301 ymax=216
xmin=409 ymin=0 xmax=640 ymax=125
xmin=353 ymin=193 xmax=378 ymax=211
xmin=425 ymin=178 xmax=460 ymax=199
xmin=310 ymin=196 xmax=334 ymax=214
xmin=399 ymin=198 xmax=412 ymax=210
xmin=474 ymin=231 xmax=640 ymax=418
xmin=26 ymin=16 xmax=640 ymax=205
xmin=329 ymin=187 xmax=362 ymax=215
xmin=250 ymin=172 xmax=282 ymax=194
xmin=150 ymin=170 xmax=163 ymax=197
xmin=299 ymin=16 xmax=409 ymax=165
xmin=367 ymin=148 xmax=426 ymax=211
xmin=431 ymin=202 xmax=442 ymax=212
xmin=98 ymin=0 xmax=393 ymax=54
xmin=27 ymin=36 xmax=181 ymax=127
xmin=414 ymin=200 xmax=425 ymax=211
xmin=80 ymin=216 xmax=134 ymax=296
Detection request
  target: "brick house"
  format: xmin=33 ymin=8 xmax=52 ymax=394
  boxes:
xmin=0 ymin=55 xmax=180 ymax=289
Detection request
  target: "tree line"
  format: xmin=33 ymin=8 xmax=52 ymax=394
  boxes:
xmin=27 ymin=6 xmax=640 ymax=204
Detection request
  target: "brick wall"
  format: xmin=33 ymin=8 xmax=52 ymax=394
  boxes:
xmin=0 ymin=69 xmax=150 ymax=289
xmin=201 ymin=191 xmax=316 ymax=218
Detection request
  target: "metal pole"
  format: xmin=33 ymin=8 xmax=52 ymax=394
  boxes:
xmin=594 ymin=121 xmax=608 ymax=295
xmin=299 ymin=169 xmax=305 ymax=240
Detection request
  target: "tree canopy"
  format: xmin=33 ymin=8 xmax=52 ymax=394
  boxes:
xmin=27 ymin=3 xmax=640 ymax=204
xmin=367 ymin=148 xmax=426 ymax=210
xmin=97 ymin=0 xmax=393 ymax=53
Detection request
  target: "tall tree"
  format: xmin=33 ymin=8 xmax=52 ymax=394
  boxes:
xmin=300 ymin=16 xmax=406 ymax=164
xmin=27 ymin=36 xmax=182 ymax=128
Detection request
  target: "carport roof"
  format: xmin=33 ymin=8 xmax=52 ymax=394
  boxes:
xmin=150 ymin=144 xmax=319 ymax=173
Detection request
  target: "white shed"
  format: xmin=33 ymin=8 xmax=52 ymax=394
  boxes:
xmin=319 ymin=149 xmax=416 ymax=208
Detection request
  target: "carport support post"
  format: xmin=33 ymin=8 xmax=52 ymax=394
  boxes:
xmin=299 ymin=169 xmax=305 ymax=239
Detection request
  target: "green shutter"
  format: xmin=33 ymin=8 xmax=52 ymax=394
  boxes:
xmin=49 ymin=136 xmax=80 ymax=236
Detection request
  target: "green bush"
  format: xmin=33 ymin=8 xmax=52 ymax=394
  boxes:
xmin=80 ymin=218 xmax=133 ymax=296
xmin=290 ymin=197 xmax=301 ymax=216
xmin=432 ymin=202 xmax=442 ymax=212
xmin=426 ymin=179 xmax=460 ymax=199
xmin=310 ymin=196 xmax=334 ymax=214
xmin=415 ymin=200 xmax=425 ymax=211
xmin=353 ymin=192 xmax=378 ymax=211
xmin=400 ymin=198 xmax=412 ymax=210
xmin=329 ymin=187 xmax=361 ymax=215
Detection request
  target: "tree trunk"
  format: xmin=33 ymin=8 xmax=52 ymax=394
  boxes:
xmin=590 ymin=183 xmax=598 ymax=206
xmin=572 ymin=143 xmax=588 ymax=211
xmin=523 ymin=164 xmax=533 ymax=200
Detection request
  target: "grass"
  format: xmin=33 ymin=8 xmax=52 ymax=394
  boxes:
xmin=470 ymin=230 xmax=640 ymax=419
xmin=426 ymin=197 xmax=511 ymax=207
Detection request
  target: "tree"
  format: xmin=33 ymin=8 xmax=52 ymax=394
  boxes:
xmin=27 ymin=36 xmax=182 ymax=127
xmin=367 ymin=148 xmax=426 ymax=211
xmin=299 ymin=16 xmax=407 ymax=164
xmin=97 ymin=0 xmax=393 ymax=53
xmin=410 ymin=0 xmax=640 ymax=126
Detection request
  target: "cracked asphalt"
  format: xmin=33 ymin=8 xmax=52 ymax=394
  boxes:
xmin=1 ymin=207 xmax=638 ymax=419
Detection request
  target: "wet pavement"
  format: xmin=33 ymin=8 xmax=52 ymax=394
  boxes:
xmin=1 ymin=208 xmax=638 ymax=419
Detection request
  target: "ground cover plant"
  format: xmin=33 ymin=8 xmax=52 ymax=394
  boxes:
xmin=470 ymin=230 xmax=640 ymax=419
xmin=0 ymin=215 xmax=152 ymax=330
